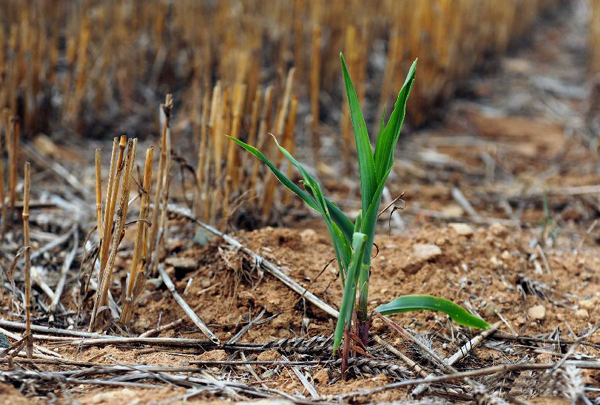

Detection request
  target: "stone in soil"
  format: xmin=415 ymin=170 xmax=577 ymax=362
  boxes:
xmin=412 ymin=244 xmax=442 ymax=260
xmin=528 ymin=305 xmax=546 ymax=320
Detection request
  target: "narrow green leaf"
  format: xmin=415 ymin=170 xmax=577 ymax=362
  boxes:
xmin=303 ymin=181 xmax=351 ymax=284
xmin=230 ymin=136 xmax=353 ymax=260
xmin=272 ymin=137 xmax=353 ymax=281
xmin=340 ymin=53 xmax=377 ymax=215
xmin=375 ymin=294 xmax=490 ymax=329
xmin=333 ymin=232 xmax=368 ymax=354
xmin=228 ymin=137 xmax=318 ymax=210
xmin=326 ymin=200 xmax=354 ymax=242
xmin=373 ymin=59 xmax=417 ymax=183
xmin=377 ymin=107 xmax=387 ymax=139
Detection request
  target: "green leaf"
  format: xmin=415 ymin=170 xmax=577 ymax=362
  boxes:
xmin=333 ymin=232 xmax=368 ymax=354
xmin=373 ymin=59 xmax=417 ymax=183
xmin=375 ymin=294 xmax=490 ymax=329
xmin=326 ymin=200 xmax=354 ymax=242
xmin=233 ymin=134 xmax=353 ymax=242
xmin=230 ymin=136 xmax=352 ymax=281
xmin=340 ymin=53 xmax=377 ymax=215
xmin=272 ymin=137 xmax=353 ymax=280
xmin=228 ymin=137 xmax=319 ymax=211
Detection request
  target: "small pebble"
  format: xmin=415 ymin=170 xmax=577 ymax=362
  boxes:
xmin=165 ymin=257 xmax=197 ymax=271
xmin=442 ymin=204 xmax=465 ymax=217
xmin=194 ymin=227 xmax=217 ymax=246
xmin=528 ymin=305 xmax=546 ymax=320
xmin=575 ymin=309 xmax=590 ymax=319
xmin=300 ymin=228 xmax=318 ymax=243
xmin=449 ymin=223 xmax=474 ymax=236
xmin=412 ymin=244 xmax=442 ymax=261
xmin=484 ymin=303 xmax=499 ymax=318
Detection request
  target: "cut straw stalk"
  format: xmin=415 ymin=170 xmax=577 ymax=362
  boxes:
xmin=226 ymin=83 xmax=246 ymax=190
xmin=89 ymin=138 xmax=138 ymax=331
xmin=262 ymin=68 xmax=294 ymax=217
xmin=95 ymin=149 xmax=103 ymax=240
xmin=0 ymin=123 xmax=6 ymax=240
xmin=22 ymin=161 xmax=32 ymax=358
xmin=340 ymin=25 xmax=357 ymax=172
xmin=245 ymin=87 xmax=262 ymax=166
xmin=150 ymin=98 xmax=173 ymax=276
xmin=310 ymin=25 xmax=321 ymax=163
xmin=148 ymin=94 xmax=172 ymax=271
xmin=195 ymin=91 xmax=210 ymax=218
xmin=8 ymin=116 xmax=19 ymax=214
xmin=282 ymin=95 xmax=299 ymax=205
xmin=200 ymin=83 xmax=221 ymax=223
xmin=210 ymin=84 xmax=223 ymax=184
xmin=99 ymin=136 xmax=126 ymax=271
xmin=249 ymin=85 xmax=273 ymax=201
xmin=121 ymin=146 xmax=154 ymax=324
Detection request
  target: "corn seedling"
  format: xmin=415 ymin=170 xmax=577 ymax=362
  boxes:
xmin=231 ymin=54 xmax=489 ymax=369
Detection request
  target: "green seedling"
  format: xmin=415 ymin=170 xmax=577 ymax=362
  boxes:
xmin=230 ymin=53 xmax=488 ymax=369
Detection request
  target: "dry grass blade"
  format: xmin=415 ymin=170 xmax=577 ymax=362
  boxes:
xmin=99 ymin=136 xmax=125 ymax=271
xmin=8 ymin=117 xmax=19 ymax=215
xmin=49 ymin=228 xmax=79 ymax=315
xmin=95 ymin=148 xmax=103 ymax=240
xmin=158 ymin=265 xmax=220 ymax=344
xmin=0 ymin=118 xmax=6 ymax=240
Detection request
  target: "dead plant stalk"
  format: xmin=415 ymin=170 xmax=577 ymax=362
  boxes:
xmin=22 ymin=161 xmax=32 ymax=358
xmin=89 ymin=138 xmax=138 ymax=331
xmin=121 ymin=146 xmax=154 ymax=324
xmin=148 ymin=94 xmax=173 ymax=272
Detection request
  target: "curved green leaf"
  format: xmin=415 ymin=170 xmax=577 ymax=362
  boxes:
xmin=373 ymin=59 xmax=417 ymax=183
xmin=230 ymin=136 xmax=354 ymax=284
xmin=327 ymin=200 xmax=354 ymax=241
xmin=375 ymin=294 xmax=489 ymax=329
xmin=228 ymin=137 xmax=318 ymax=210
xmin=272 ymin=137 xmax=353 ymax=281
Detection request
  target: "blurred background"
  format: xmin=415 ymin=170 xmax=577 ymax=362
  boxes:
xmin=0 ymin=0 xmax=566 ymax=136
xmin=0 ymin=0 xmax=599 ymax=236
